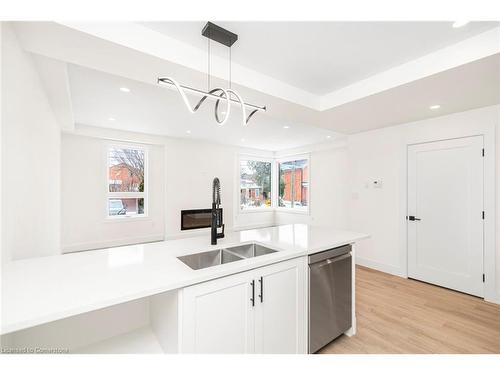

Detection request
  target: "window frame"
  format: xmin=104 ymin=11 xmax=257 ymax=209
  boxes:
xmin=105 ymin=142 xmax=149 ymax=220
xmin=275 ymin=154 xmax=310 ymax=214
xmin=237 ymin=154 xmax=275 ymax=213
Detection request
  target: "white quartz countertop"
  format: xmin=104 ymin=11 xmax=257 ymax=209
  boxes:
xmin=1 ymin=224 xmax=368 ymax=335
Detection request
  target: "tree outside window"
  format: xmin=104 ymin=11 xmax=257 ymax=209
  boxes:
xmin=108 ymin=146 xmax=146 ymax=217
xmin=240 ymin=159 xmax=272 ymax=209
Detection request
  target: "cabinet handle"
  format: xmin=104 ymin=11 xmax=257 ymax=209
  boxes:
xmin=258 ymin=276 xmax=263 ymax=303
xmin=250 ymin=280 xmax=255 ymax=307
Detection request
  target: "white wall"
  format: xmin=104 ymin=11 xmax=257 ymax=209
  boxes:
xmin=1 ymin=23 xmax=3 ymax=266
xmin=60 ymin=125 xmax=275 ymax=251
xmin=274 ymin=141 xmax=350 ymax=229
xmin=1 ymin=23 xmax=61 ymax=262
xmin=347 ymin=105 xmax=499 ymax=303
xmin=163 ymin=137 xmax=275 ymax=238
xmin=497 ymin=116 xmax=500 ymax=301
xmin=348 ymin=126 xmax=406 ymax=275
xmin=61 ymin=133 xmax=165 ymax=252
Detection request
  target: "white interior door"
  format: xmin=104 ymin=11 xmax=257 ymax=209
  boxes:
xmin=407 ymin=136 xmax=484 ymax=297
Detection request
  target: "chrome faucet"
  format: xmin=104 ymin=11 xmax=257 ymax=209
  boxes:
xmin=211 ymin=177 xmax=225 ymax=245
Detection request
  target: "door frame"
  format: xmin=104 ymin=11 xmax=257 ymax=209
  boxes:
xmin=406 ymin=135 xmax=485 ymax=297
xmin=399 ymin=119 xmax=496 ymax=304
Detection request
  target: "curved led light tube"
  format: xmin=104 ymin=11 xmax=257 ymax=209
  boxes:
xmin=158 ymin=77 xmax=196 ymax=114
xmin=158 ymin=77 xmax=231 ymax=126
xmin=226 ymin=89 xmax=247 ymax=127
xmin=193 ymin=87 xmax=231 ymax=125
xmin=157 ymin=77 xmax=266 ymax=126
xmin=214 ymin=89 xmax=259 ymax=125
xmin=211 ymin=88 xmax=231 ymax=126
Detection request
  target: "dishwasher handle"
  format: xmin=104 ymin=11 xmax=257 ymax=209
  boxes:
xmin=310 ymin=253 xmax=351 ymax=269
xmin=309 ymin=245 xmax=351 ymax=264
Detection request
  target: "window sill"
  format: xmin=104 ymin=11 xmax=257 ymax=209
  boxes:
xmin=274 ymin=207 xmax=310 ymax=215
xmin=104 ymin=215 xmax=151 ymax=223
xmin=239 ymin=207 xmax=275 ymax=214
xmin=236 ymin=207 xmax=310 ymax=216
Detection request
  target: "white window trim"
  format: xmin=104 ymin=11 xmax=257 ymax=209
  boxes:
xmin=237 ymin=154 xmax=275 ymax=213
xmin=276 ymin=153 xmax=311 ymax=214
xmin=105 ymin=142 xmax=149 ymax=220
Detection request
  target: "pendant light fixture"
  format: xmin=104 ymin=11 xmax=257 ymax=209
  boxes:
xmin=158 ymin=22 xmax=266 ymax=126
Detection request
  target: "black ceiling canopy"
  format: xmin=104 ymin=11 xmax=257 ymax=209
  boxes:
xmin=202 ymin=22 xmax=238 ymax=47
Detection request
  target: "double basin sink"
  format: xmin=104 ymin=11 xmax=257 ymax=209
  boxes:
xmin=177 ymin=243 xmax=277 ymax=270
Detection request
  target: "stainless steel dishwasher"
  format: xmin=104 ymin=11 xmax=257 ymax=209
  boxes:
xmin=308 ymin=245 xmax=352 ymax=353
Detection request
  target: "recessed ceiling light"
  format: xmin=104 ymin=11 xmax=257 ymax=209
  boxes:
xmin=119 ymin=87 xmax=131 ymax=93
xmin=283 ymin=125 xmax=290 ymax=129
xmin=452 ymin=21 xmax=470 ymax=28
xmin=429 ymin=104 xmax=441 ymax=110
xmin=186 ymin=130 xmax=191 ymax=134
xmin=241 ymin=138 xmax=245 ymax=142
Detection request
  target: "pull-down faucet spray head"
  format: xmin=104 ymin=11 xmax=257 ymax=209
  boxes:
xmin=211 ymin=177 xmax=224 ymax=245
xmin=212 ymin=177 xmax=221 ymax=207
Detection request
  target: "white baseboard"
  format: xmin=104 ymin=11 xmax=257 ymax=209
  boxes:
xmin=231 ymin=222 xmax=276 ymax=231
xmin=63 ymin=222 xmax=275 ymax=251
xmin=165 ymin=227 xmax=211 ymax=240
xmin=165 ymin=222 xmax=275 ymax=240
xmin=485 ymin=291 xmax=500 ymax=305
xmin=355 ymin=257 xmax=405 ymax=278
xmin=357 ymin=257 xmax=500 ymax=306
xmin=62 ymin=234 xmax=164 ymax=253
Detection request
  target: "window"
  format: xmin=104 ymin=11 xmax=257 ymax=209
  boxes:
xmin=240 ymin=158 xmax=272 ymax=210
xmin=278 ymin=158 xmax=309 ymax=210
xmin=107 ymin=145 xmax=147 ymax=217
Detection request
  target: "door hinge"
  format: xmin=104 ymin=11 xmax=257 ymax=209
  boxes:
xmin=483 ymin=274 xmax=485 ymax=283
xmin=482 ymin=211 xmax=485 ymax=220
xmin=482 ymin=148 xmax=485 ymax=157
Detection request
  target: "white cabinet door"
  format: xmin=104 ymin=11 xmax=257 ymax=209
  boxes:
xmin=180 ymin=270 xmax=255 ymax=353
xmin=254 ymin=257 xmax=307 ymax=354
xmin=180 ymin=257 xmax=307 ymax=354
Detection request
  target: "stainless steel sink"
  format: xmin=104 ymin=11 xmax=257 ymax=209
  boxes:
xmin=177 ymin=249 xmax=244 ymax=270
xmin=177 ymin=244 xmax=278 ymax=270
xmin=225 ymin=243 xmax=277 ymax=258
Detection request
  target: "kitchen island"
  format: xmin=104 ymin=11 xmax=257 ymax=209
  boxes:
xmin=1 ymin=224 xmax=368 ymax=353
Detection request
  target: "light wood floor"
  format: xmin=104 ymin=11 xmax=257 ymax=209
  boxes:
xmin=320 ymin=266 xmax=500 ymax=354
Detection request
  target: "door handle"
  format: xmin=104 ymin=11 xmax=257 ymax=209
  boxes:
xmin=407 ymin=215 xmax=421 ymax=221
xmin=258 ymin=276 xmax=263 ymax=303
xmin=250 ymin=280 xmax=255 ymax=307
